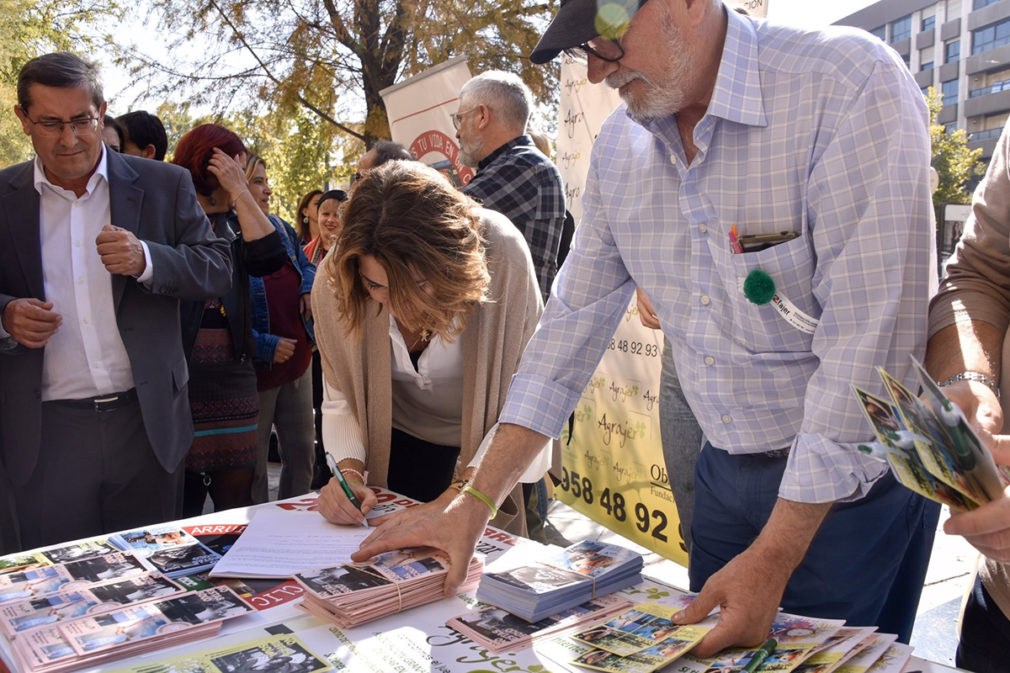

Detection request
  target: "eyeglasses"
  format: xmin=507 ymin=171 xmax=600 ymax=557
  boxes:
xmin=562 ymin=0 xmax=649 ymax=63
xmin=27 ymin=115 xmax=100 ymax=136
xmin=451 ymin=107 xmax=479 ymax=130
xmin=564 ymin=36 xmax=626 ymax=63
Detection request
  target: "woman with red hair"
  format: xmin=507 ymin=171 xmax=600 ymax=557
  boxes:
xmin=172 ymin=124 xmax=287 ymax=515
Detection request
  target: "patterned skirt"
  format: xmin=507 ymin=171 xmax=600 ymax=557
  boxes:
xmin=186 ymin=326 xmax=258 ymax=473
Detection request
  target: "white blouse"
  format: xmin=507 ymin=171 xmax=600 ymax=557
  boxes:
xmin=321 ymin=315 xmax=550 ymax=483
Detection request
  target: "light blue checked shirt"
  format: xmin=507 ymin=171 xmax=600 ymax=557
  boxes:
xmin=500 ymin=10 xmax=935 ymax=504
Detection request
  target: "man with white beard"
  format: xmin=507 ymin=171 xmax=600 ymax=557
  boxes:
xmin=454 ymin=71 xmax=566 ymax=303
xmin=352 ymin=0 xmax=937 ymax=655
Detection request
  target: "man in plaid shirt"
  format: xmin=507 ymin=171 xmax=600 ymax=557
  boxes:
xmin=455 ymin=71 xmax=567 ymax=302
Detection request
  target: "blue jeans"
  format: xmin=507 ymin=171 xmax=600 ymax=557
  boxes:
xmin=658 ymin=337 xmax=705 ymax=555
xmin=690 ymin=443 xmax=939 ymax=642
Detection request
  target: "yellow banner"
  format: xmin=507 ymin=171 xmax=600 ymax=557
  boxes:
xmin=558 ymin=300 xmax=687 ymax=566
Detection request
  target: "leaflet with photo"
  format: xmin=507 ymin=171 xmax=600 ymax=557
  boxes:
xmin=103 ymin=632 xmax=331 ymax=673
xmin=852 ymin=356 xmax=1009 ymax=512
xmin=0 ymin=573 xmax=183 ymax=637
xmin=295 ymin=549 xmax=483 ymax=628
xmin=570 ymin=602 xmax=712 ymax=672
xmin=110 ymin=526 xmax=222 ymax=579
xmin=59 ymin=586 xmax=251 ymax=656
xmin=0 ymin=541 xmax=120 ymax=580
xmin=477 ymin=539 xmax=643 ymax=622
xmin=792 ymin=626 xmax=877 ymax=673
xmin=447 ymin=594 xmax=633 ymax=653
xmin=0 ymin=553 xmax=148 ymax=605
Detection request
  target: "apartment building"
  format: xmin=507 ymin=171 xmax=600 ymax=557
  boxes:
xmin=836 ymin=0 xmax=1010 ymax=162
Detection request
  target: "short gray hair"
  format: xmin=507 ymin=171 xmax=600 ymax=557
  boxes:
xmin=17 ymin=52 xmax=104 ymax=113
xmin=460 ymin=71 xmax=532 ymax=133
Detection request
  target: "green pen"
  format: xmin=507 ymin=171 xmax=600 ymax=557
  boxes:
xmin=325 ymin=453 xmax=366 ymax=524
xmin=743 ymin=638 xmax=777 ymax=673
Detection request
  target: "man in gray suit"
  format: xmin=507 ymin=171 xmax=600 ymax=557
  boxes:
xmin=0 ymin=52 xmax=231 ymax=551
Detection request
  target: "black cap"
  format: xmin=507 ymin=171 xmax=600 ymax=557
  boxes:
xmin=529 ymin=0 xmax=643 ymax=64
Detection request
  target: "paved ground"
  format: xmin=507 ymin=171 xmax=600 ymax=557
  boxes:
xmin=262 ymin=463 xmax=976 ymax=669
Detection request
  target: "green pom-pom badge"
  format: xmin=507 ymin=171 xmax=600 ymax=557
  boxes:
xmin=743 ymin=269 xmax=775 ymax=305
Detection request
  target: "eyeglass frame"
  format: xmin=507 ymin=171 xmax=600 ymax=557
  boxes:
xmin=450 ymin=107 xmax=480 ymax=130
xmin=24 ymin=114 xmax=101 ymax=136
xmin=563 ymin=39 xmax=626 ymax=63
xmin=561 ymin=0 xmax=650 ymax=63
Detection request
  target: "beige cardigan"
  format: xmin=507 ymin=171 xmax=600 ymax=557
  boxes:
xmin=310 ymin=208 xmax=543 ymax=535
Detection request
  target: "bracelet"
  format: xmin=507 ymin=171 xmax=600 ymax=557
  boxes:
xmin=340 ymin=467 xmax=365 ymax=484
xmin=230 ymin=189 xmax=250 ymax=208
xmin=460 ymin=485 xmax=497 ymax=518
xmin=937 ymin=371 xmax=1000 ymax=399
xmin=449 ymin=477 xmax=467 ymax=493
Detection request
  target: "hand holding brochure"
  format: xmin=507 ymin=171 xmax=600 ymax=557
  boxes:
xmin=852 ymin=357 xmax=1008 ymax=511
xmin=476 ymin=539 xmax=643 ymax=622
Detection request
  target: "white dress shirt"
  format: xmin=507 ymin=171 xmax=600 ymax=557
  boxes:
xmin=30 ymin=147 xmax=152 ymax=400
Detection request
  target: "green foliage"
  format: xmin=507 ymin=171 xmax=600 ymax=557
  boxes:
xmin=925 ymin=87 xmax=985 ymax=219
xmin=156 ymin=101 xmax=345 ymax=225
xmin=117 ymin=0 xmax=558 ymax=153
xmin=0 ymin=0 xmax=120 ymax=166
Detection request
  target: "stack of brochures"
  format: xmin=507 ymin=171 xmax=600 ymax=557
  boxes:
xmin=294 ymin=548 xmax=483 ymax=628
xmin=476 ymin=540 xmax=643 ymax=622
xmin=525 ymin=587 xmax=912 ymax=673
xmin=448 ymin=594 xmax=634 ymax=653
xmin=8 ymin=586 xmax=253 ymax=673
xmin=853 ymin=357 xmax=1010 ymax=511
xmin=0 ymin=541 xmax=253 ymax=673
xmin=566 ymin=602 xmax=715 ymax=672
xmin=109 ymin=525 xmax=222 ymax=579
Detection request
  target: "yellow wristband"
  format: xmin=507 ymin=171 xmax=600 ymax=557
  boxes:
xmin=461 ymin=485 xmax=497 ymax=518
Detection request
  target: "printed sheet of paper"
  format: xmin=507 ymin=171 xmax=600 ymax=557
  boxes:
xmin=209 ymin=509 xmax=372 ymax=579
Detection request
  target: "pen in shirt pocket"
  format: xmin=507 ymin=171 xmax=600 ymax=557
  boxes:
xmin=728 ymin=224 xmax=744 ymax=254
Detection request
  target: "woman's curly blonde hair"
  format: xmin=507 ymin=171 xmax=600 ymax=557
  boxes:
xmin=324 ymin=160 xmax=490 ymax=342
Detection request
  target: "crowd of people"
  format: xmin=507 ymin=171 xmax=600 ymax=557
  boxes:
xmin=2 ymin=0 xmax=1010 ymax=668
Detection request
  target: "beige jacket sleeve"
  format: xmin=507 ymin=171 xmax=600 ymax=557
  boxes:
xmin=928 ymin=118 xmax=1010 ymax=337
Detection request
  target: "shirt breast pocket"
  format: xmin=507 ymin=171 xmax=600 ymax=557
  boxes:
xmin=720 ymin=236 xmax=818 ymax=354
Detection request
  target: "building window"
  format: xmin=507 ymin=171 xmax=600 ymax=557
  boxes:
xmin=971 ymin=126 xmax=1004 ymax=141
xmin=891 ymin=14 xmax=912 ymax=42
xmin=942 ymin=79 xmax=959 ymax=106
xmin=974 ymin=0 xmax=1001 ymax=9
xmin=869 ymin=25 xmax=887 ymax=41
xmin=973 ymin=18 xmax=1010 ymax=55
xmin=922 ymin=61 xmax=935 ymax=71
xmin=970 ymin=76 xmax=1010 ymax=97
xmin=946 ymin=40 xmax=961 ymax=63
xmin=945 ymin=123 xmax=959 ymax=135
xmin=922 ymin=15 xmax=936 ymax=32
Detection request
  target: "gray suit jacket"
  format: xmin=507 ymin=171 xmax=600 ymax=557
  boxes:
xmin=0 ymin=151 xmax=232 ymax=485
